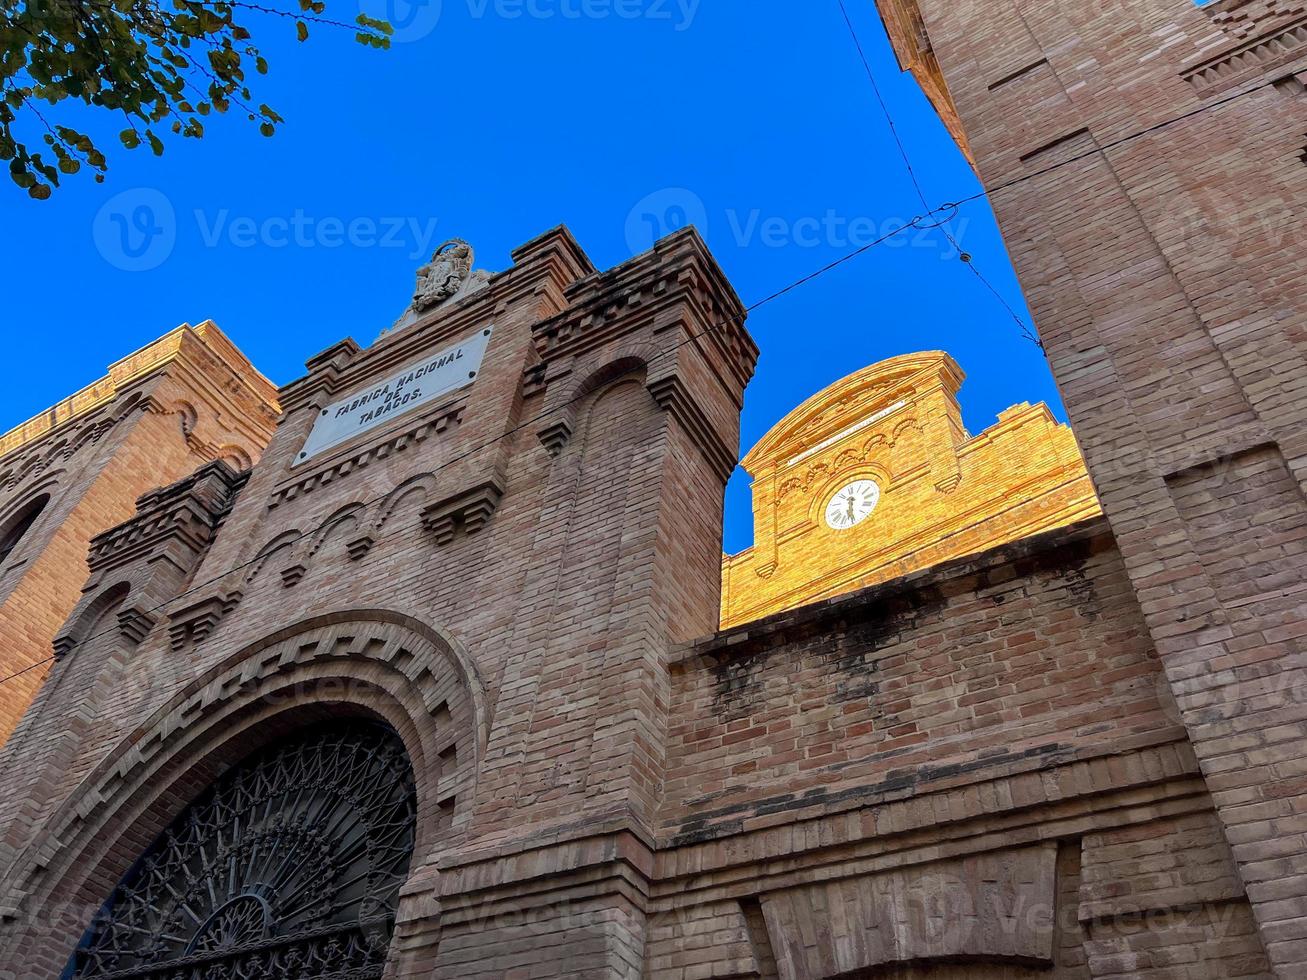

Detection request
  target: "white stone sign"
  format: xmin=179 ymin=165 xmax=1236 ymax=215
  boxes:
xmin=296 ymin=326 xmax=493 ymax=465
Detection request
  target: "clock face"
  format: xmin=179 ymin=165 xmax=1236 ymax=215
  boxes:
xmin=825 ymin=480 xmax=881 ymax=531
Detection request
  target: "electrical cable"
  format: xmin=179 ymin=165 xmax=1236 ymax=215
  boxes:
xmin=0 ymin=12 xmax=1286 ymax=687
xmin=837 ymin=0 xmax=1042 ymax=347
xmin=0 ymin=213 xmax=946 ymax=688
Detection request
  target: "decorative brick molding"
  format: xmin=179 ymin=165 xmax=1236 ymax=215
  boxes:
xmin=526 ymin=230 xmax=757 ymax=481
xmin=345 ymin=532 xmax=376 ymax=560
xmin=166 ymin=588 xmax=243 ymax=649
xmin=537 ymin=419 xmax=572 ymax=456
xmin=268 ymin=402 xmax=465 ymax=509
xmin=1204 ymin=0 xmax=1307 ymax=39
xmin=647 ymin=374 xmax=738 ymax=483
xmin=114 ymin=605 xmax=156 ymax=645
xmin=722 ymin=353 xmax=1098 ymax=628
xmin=1183 ymin=0 xmax=1307 ymax=95
xmin=0 ymin=613 xmax=485 ymax=972
xmin=86 ymin=462 xmax=248 ymax=578
xmin=420 ymin=480 xmax=505 ymax=545
xmin=49 ymin=463 xmax=249 ymax=661
xmin=280 ymin=564 xmax=307 ymax=587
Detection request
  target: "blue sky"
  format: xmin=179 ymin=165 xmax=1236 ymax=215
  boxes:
xmin=1 ymin=1 xmax=1061 ymax=554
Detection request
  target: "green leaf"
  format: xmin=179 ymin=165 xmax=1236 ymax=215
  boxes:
xmin=2 ymin=0 xmax=393 ymax=196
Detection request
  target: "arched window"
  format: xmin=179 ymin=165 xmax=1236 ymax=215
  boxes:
xmin=0 ymin=493 xmax=49 ymax=566
xmin=68 ymin=722 xmax=417 ymax=978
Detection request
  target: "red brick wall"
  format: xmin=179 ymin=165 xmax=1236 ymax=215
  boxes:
xmin=880 ymin=1 xmax=1307 ymax=973
xmin=0 ymin=325 xmax=276 ymax=745
xmin=0 ymin=394 xmax=245 ymax=742
xmin=665 ymin=523 xmax=1170 ymax=839
xmin=0 ymin=220 xmax=1287 ymax=977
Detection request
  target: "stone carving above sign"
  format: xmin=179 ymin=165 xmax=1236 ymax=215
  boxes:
xmin=296 ymin=327 xmax=493 ymax=465
xmin=385 ymin=239 xmax=494 ymax=336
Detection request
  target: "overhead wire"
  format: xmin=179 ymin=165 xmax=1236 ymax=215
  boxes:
xmin=0 ymin=11 xmax=1285 ymax=687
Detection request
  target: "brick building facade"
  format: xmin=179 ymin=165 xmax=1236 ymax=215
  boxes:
xmin=0 ymin=323 xmax=278 ymax=744
xmin=0 ymin=0 xmax=1301 ymax=969
xmin=721 ymin=351 xmax=1100 ymax=627
xmin=871 ymin=0 xmax=1307 ymax=975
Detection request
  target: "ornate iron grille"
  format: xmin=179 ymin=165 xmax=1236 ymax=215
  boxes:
xmin=68 ymin=722 xmax=416 ymax=980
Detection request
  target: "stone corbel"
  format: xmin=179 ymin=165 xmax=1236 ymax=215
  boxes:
xmin=280 ymin=564 xmax=307 ymax=587
xmin=167 ymin=588 xmax=243 ymax=650
xmin=538 ymin=420 xmax=573 ymax=457
xmin=52 ymin=601 xmax=159 ymax=659
xmin=421 ymin=480 xmax=505 ymax=546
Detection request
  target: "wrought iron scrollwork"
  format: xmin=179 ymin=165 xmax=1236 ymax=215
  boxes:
xmin=69 ymin=723 xmax=416 ymax=980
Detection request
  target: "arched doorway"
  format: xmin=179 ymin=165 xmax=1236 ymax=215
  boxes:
xmin=67 ymin=721 xmax=417 ymax=978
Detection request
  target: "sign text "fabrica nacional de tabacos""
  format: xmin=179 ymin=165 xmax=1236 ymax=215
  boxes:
xmin=296 ymin=326 xmax=493 ymax=465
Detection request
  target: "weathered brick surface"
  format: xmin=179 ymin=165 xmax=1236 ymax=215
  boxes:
xmin=877 ymin=0 xmax=1307 ymax=973
xmin=0 ymin=217 xmax=1285 ymax=977
xmin=677 ymin=522 xmax=1170 ymax=839
xmin=0 ymin=322 xmax=276 ymax=743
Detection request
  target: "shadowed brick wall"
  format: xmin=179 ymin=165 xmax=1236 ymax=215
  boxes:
xmin=876 ymin=0 xmax=1307 ymax=974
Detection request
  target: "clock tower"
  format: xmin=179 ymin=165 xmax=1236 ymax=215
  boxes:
xmin=720 ymin=351 xmax=1100 ymax=627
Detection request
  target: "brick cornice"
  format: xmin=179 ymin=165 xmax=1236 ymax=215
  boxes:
xmin=85 ymin=462 xmax=248 ymax=578
xmin=685 ymin=516 xmax=1114 ymax=666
